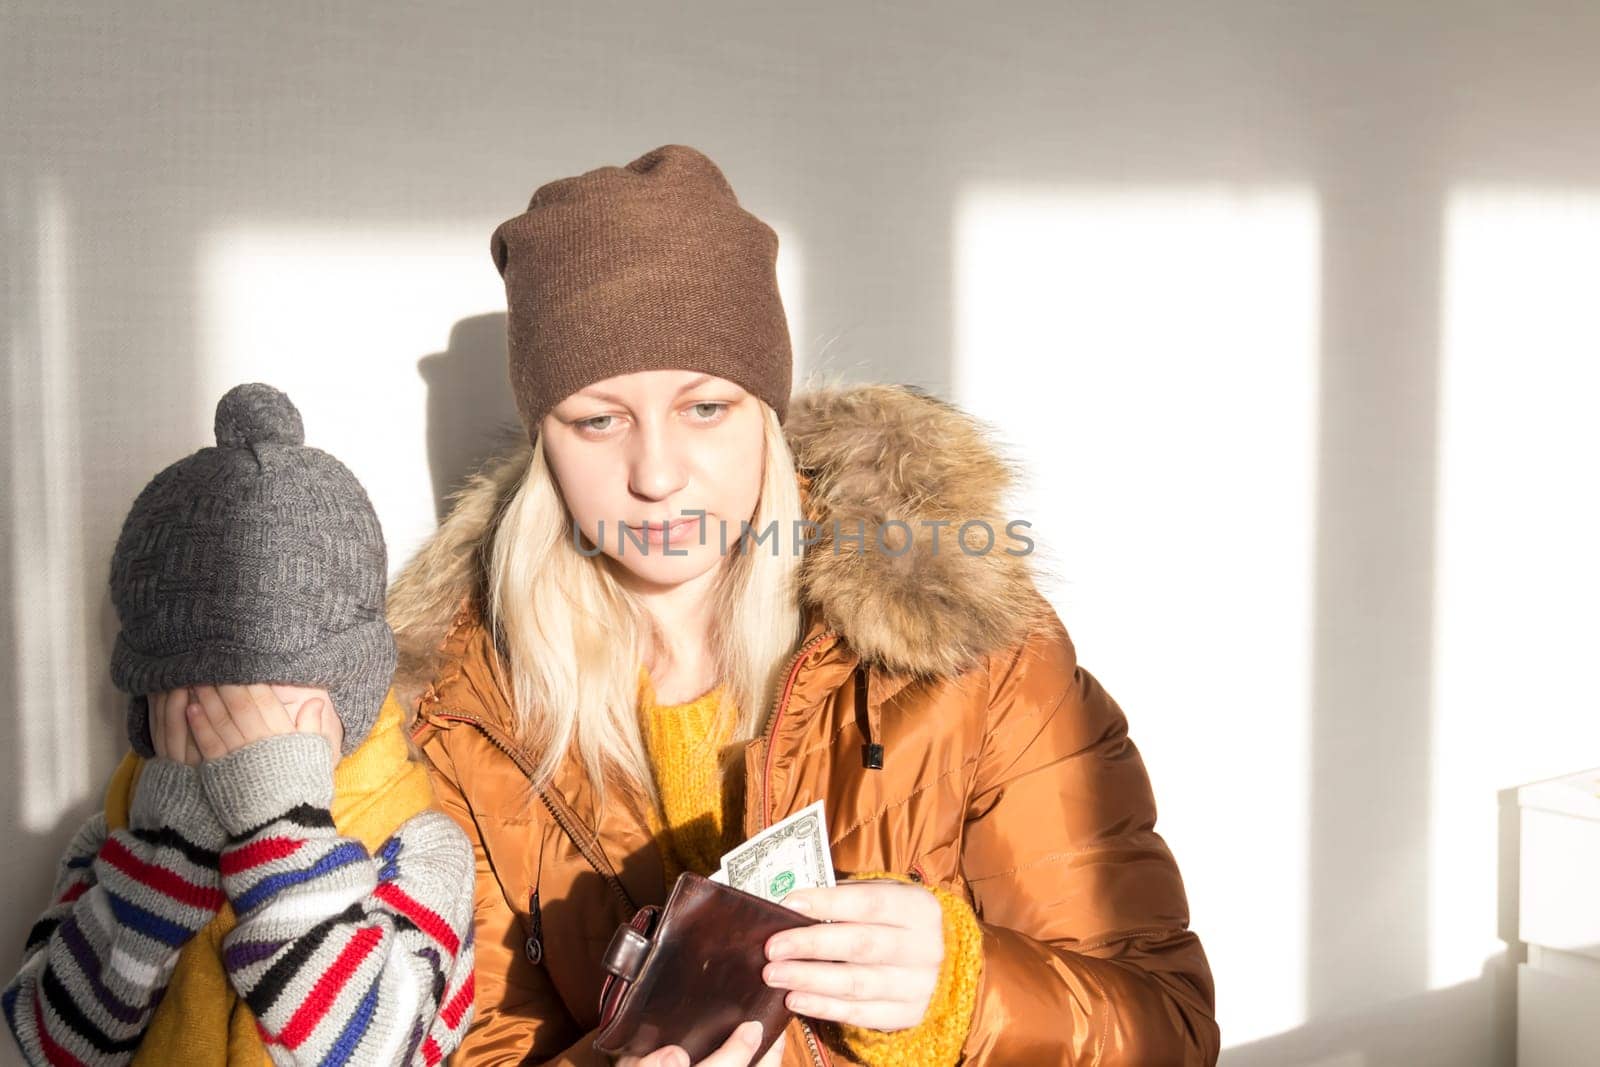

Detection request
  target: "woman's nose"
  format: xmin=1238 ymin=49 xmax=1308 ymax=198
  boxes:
xmin=627 ymin=429 xmax=687 ymax=501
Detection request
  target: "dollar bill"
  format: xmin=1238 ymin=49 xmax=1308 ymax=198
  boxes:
xmin=718 ymin=799 xmax=836 ymax=903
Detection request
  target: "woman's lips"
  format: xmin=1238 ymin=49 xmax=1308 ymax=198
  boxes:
xmin=627 ymin=516 xmax=702 ymax=546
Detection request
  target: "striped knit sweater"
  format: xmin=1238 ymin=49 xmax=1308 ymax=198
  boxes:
xmin=3 ymin=732 xmax=476 ymax=1066
xmin=636 ymin=669 xmax=984 ymax=1067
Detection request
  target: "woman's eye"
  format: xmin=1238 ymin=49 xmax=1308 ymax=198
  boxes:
xmin=690 ymin=402 xmax=727 ymax=420
xmin=578 ymin=415 xmax=614 ymax=432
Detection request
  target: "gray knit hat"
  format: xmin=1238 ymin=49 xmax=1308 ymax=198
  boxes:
xmin=108 ymin=383 xmax=397 ymax=758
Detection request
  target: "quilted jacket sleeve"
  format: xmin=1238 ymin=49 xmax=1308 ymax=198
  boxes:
xmin=958 ymin=607 xmax=1220 ymax=1065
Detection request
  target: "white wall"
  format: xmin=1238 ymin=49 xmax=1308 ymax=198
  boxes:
xmin=7 ymin=3 xmax=1600 ymax=1064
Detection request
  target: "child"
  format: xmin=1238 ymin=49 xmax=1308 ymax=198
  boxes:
xmin=3 ymin=383 xmax=476 ymax=1065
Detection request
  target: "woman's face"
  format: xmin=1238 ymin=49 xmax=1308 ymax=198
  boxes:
xmin=541 ymin=369 xmax=766 ymax=592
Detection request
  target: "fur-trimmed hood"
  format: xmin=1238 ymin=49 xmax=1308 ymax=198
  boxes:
xmin=387 ymin=382 xmax=1049 ymax=703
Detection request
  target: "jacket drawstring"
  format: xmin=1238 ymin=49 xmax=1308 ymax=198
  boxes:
xmin=855 ymin=663 xmax=884 ymax=770
xmin=525 ymin=887 xmax=544 ymax=965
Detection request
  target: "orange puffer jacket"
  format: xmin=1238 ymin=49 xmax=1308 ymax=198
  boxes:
xmin=390 ymin=383 xmax=1220 ymax=1066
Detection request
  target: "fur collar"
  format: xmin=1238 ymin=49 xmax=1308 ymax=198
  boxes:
xmin=387 ymin=382 xmax=1048 ymax=703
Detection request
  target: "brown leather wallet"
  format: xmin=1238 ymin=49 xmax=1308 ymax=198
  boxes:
xmin=592 ymin=871 xmax=820 ymax=1062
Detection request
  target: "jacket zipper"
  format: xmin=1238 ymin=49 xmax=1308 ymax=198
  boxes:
xmin=428 ymin=630 xmax=843 ymax=1066
xmin=533 ymin=793 xmax=636 ymax=916
xmin=756 ymin=629 xmax=838 ymax=1067
xmin=759 ymin=629 xmax=838 ymax=831
xmin=425 ymin=710 xmax=637 ymax=916
xmin=799 ymin=1019 xmax=831 ymax=1067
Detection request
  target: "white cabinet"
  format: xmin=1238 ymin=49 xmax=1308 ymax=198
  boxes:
xmin=1517 ymin=767 xmax=1600 ymax=1067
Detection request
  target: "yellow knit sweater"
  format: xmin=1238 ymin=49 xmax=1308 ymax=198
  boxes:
xmin=636 ymin=666 xmax=983 ymax=1067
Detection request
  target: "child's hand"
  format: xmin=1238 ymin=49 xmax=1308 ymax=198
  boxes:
xmin=290 ymin=693 xmax=344 ymax=763
xmin=186 ymin=683 xmax=344 ymax=765
xmin=186 ymin=683 xmax=298 ymax=760
xmin=148 ymin=687 xmax=202 ymax=766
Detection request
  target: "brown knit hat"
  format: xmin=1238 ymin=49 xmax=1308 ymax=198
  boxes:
xmin=490 ymin=144 xmax=794 ymax=441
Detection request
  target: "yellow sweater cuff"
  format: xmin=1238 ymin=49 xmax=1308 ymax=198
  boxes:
xmin=827 ymin=871 xmax=983 ymax=1067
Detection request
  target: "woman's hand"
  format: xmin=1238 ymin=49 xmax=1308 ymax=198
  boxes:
xmin=185 ymin=683 xmax=342 ymax=764
xmin=763 ymin=880 xmax=945 ymax=1031
xmin=615 ymin=1019 xmax=785 ymax=1067
xmin=148 ymin=687 xmax=201 ymax=766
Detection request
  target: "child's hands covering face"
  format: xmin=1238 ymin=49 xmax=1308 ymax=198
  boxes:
xmin=180 ymin=683 xmax=343 ymax=764
xmin=148 ymin=687 xmax=202 ymax=766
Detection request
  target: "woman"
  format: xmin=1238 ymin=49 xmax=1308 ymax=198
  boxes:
xmin=391 ymin=144 xmax=1220 ymax=1066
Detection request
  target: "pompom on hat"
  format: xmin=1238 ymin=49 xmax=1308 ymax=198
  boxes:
xmin=108 ymin=382 xmax=396 ymax=757
xmin=490 ymin=144 xmax=794 ymax=440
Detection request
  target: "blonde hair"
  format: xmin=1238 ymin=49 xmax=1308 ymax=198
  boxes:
xmin=485 ymin=401 xmax=805 ymax=816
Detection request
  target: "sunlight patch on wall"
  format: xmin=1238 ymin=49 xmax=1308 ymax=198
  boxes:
xmin=8 ymin=176 xmax=93 ymax=832
xmin=199 ymin=227 xmax=507 ymax=573
xmin=953 ymin=185 xmax=1322 ymax=1045
xmin=1430 ymin=188 xmax=1600 ymax=990
xmin=770 ymin=219 xmax=807 ymax=384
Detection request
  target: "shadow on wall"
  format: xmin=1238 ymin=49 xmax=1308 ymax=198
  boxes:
xmin=416 ymin=312 xmax=525 ymax=521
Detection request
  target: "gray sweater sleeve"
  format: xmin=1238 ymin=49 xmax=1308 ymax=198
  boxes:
xmin=3 ymin=760 xmax=228 ymax=1066
xmin=199 ymin=732 xmax=476 ymax=1065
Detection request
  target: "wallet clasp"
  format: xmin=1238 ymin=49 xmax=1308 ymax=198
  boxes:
xmin=601 ymin=924 xmax=652 ymax=982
